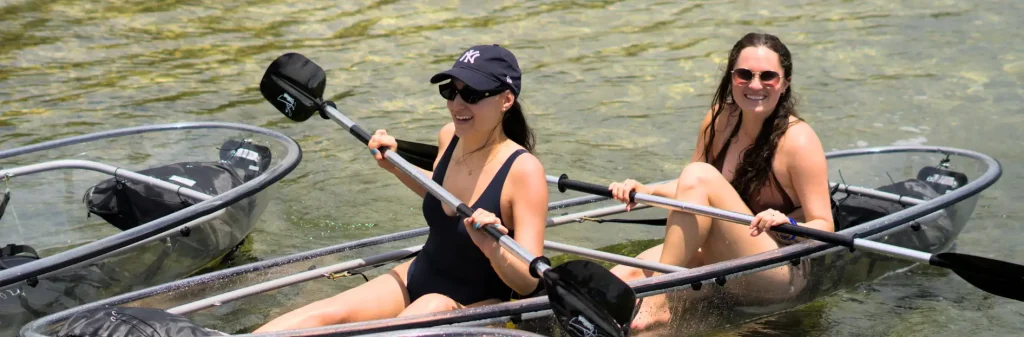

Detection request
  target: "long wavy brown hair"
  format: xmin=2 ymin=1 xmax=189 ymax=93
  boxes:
xmin=702 ymin=32 xmax=801 ymax=203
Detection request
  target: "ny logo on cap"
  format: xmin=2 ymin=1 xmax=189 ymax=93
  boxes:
xmin=458 ymin=50 xmax=481 ymax=64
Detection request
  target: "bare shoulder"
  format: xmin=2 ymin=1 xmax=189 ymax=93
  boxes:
xmin=779 ymin=118 xmax=827 ymax=178
xmin=700 ymin=105 xmax=732 ymax=133
xmin=700 ymin=107 xmax=715 ymax=129
xmin=710 ymin=105 xmax=742 ymax=134
xmin=437 ymin=122 xmax=456 ymax=148
xmin=692 ymin=105 xmax=731 ymax=163
xmin=505 ymin=151 xmax=548 ymax=217
xmin=508 ymin=151 xmax=547 ymax=185
xmin=439 ymin=122 xmax=455 ymax=140
xmin=781 ymin=117 xmax=824 ymax=153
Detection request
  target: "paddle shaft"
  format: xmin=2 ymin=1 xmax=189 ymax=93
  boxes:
xmin=556 ymin=176 xmax=1024 ymax=302
xmin=555 ymin=175 xmax=937 ymax=264
xmin=402 ymin=140 xmax=926 ymax=209
xmin=324 ymin=104 xmax=552 ymax=276
xmin=388 ymin=139 xmax=937 ymax=265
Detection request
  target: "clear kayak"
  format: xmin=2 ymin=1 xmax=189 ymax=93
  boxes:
xmin=0 ymin=122 xmax=301 ymax=336
xmin=16 ymin=145 xmax=1001 ymax=337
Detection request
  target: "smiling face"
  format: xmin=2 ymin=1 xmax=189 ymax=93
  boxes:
xmin=730 ymin=46 xmax=789 ymax=117
xmin=447 ymin=80 xmax=514 ymax=138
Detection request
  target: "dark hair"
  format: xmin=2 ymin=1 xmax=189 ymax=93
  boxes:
xmin=502 ymin=99 xmax=535 ymax=153
xmin=462 ymin=91 xmax=535 ymax=159
xmin=702 ymin=32 xmax=801 ymax=203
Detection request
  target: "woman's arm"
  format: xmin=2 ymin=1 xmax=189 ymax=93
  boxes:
xmin=375 ymin=123 xmax=456 ymax=198
xmin=783 ymin=121 xmax=834 ymax=235
xmin=480 ymin=153 xmax=548 ymax=296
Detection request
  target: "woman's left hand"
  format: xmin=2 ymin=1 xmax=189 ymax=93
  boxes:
xmin=463 ymin=208 xmax=508 ymax=257
xmin=749 ymin=208 xmax=792 ymax=237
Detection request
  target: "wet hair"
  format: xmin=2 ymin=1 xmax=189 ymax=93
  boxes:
xmin=702 ymin=32 xmax=801 ymax=202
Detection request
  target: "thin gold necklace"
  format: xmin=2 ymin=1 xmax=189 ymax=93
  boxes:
xmin=458 ymin=143 xmax=502 ymax=176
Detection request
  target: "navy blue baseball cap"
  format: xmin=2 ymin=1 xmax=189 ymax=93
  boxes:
xmin=430 ymin=44 xmax=522 ymax=97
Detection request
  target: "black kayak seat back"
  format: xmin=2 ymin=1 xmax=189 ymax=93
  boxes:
xmin=83 ymin=139 xmax=272 ymax=232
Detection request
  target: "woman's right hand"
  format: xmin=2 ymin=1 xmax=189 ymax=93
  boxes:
xmin=367 ymin=129 xmax=398 ymax=172
xmin=608 ymin=179 xmax=649 ymax=211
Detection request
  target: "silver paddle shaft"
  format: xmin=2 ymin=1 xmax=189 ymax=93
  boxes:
xmin=546 ymin=175 xmax=928 ymax=208
xmin=631 ymin=192 xmax=934 ymax=264
xmin=322 ymin=105 xmax=552 ymax=275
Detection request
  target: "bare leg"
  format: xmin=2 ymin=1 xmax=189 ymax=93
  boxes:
xmin=614 ymin=244 xmax=707 ymax=331
xmin=252 ymin=260 xmax=414 ymax=332
xmin=659 ymin=163 xmax=790 ymax=280
xmin=398 ymin=294 xmax=500 ymax=317
xmin=633 ymin=163 xmax=797 ymax=331
xmin=611 ymin=244 xmax=706 ymax=281
xmin=610 ymin=244 xmax=665 ymax=282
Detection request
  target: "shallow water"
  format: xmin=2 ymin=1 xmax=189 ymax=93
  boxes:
xmin=1 ymin=0 xmax=1022 ymax=335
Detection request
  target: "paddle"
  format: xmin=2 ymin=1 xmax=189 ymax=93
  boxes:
xmin=259 ymin=52 xmax=637 ymax=337
xmin=552 ymin=174 xmax=1024 ymax=302
xmin=395 ymin=138 xmax=438 ymax=171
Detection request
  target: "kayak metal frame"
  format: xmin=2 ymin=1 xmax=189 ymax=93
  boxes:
xmin=0 ymin=160 xmax=214 ymax=201
xmin=166 ymin=245 xmax=426 ymax=315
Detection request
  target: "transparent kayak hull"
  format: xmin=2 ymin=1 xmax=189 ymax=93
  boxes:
xmin=18 ymin=146 xmax=1000 ymax=337
xmin=1 ymin=123 xmax=301 ymax=336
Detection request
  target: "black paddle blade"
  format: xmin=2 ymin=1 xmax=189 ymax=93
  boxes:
xmin=931 ymin=252 xmax=1024 ymax=301
xmin=544 ymin=260 xmax=636 ymax=337
xmin=395 ymin=139 xmax=439 ymax=171
xmin=260 ymin=52 xmax=327 ymax=122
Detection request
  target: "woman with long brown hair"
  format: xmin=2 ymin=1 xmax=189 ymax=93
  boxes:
xmin=607 ymin=32 xmax=835 ymax=330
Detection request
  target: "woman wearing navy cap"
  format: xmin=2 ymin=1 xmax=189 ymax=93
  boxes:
xmin=254 ymin=45 xmax=547 ymax=331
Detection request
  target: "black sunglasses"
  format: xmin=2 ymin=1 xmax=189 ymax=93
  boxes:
xmin=731 ymin=68 xmax=782 ymax=86
xmin=438 ymin=82 xmax=506 ymax=104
